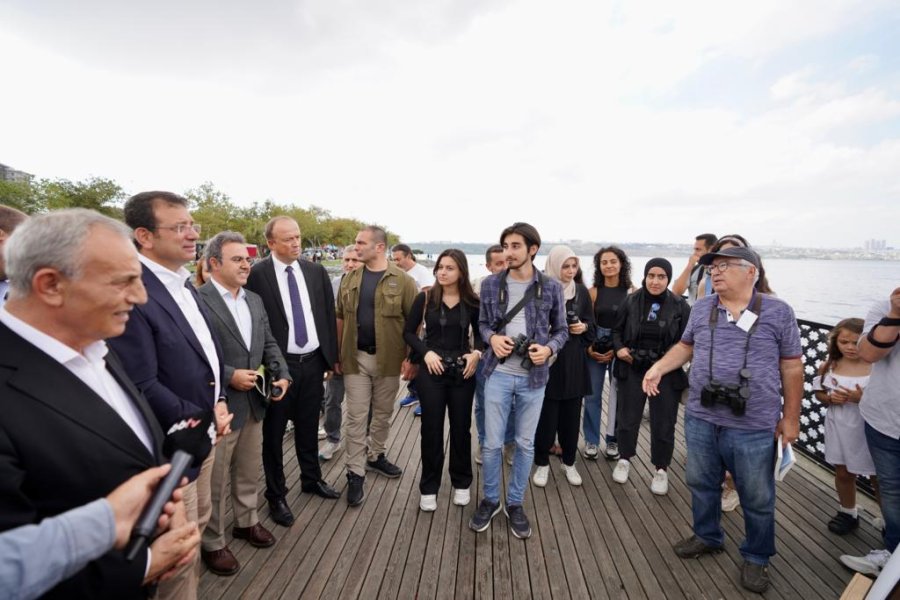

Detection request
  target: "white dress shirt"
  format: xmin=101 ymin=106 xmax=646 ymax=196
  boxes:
xmin=271 ymin=255 xmax=320 ymax=355
xmin=0 ymin=308 xmax=155 ymax=454
xmin=139 ymin=254 xmax=222 ymax=400
xmin=211 ymin=278 xmax=252 ymax=350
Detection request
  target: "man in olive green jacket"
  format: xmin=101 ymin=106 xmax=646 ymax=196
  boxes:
xmin=335 ymin=225 xmax=417 ymax=506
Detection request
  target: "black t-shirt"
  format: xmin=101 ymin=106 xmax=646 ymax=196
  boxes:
xmin=403 ymin=292 xmax=482 ymax=359
xmin=356 ymin=268 xmax=385 ymax=349
xmin=594 ymin=286 xmax=629 ymax=328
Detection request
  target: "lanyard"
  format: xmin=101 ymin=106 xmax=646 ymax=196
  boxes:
xmin=707 ymin=292 xmax=763 ymax=383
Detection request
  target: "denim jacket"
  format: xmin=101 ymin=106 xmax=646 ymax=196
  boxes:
xmin=478 ymin=268 xmax=569 ymax=388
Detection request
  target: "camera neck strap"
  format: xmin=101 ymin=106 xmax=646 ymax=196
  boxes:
xmin=494 ymin=269 xmax=543 ymax=332
xmin=707 ymin=292 xmax=763 ymax=383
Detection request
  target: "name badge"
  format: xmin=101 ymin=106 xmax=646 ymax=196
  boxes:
xmin=736 ymin=310 xmax=758 ymax=333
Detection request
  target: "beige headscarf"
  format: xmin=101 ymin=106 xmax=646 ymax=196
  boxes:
xmin=544 ymin=245 xmax=578 ymax=301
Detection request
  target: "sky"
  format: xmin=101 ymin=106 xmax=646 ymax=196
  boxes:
xmin=1 ymin=0 xmax=899 ymax=248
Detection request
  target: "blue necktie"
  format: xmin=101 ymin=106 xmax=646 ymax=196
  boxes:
xmin=285 ymin=265 xmax=309 ymax=347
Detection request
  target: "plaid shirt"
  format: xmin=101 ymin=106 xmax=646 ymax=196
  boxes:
xmin=478 ymin=268 xmax=569 ymax=389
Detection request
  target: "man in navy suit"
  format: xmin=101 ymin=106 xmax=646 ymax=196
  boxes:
xmin=108 ymin=191 xmax=232 ymax=600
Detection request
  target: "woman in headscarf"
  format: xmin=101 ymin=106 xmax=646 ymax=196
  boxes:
xmin=610 ymin=258 xmax=690 ymax=495
xmin=532 ymin=246 xmax=595 ymax=487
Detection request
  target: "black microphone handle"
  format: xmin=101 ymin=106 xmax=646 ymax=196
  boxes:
xmin=124 ymin=450 xmax=193 ymax=562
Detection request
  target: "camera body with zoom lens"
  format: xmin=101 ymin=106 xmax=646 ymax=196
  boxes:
xmin=592 ymin=334 xmax=613 ymax=354
xmin=440 ymin=354 xmax=467 ymax=380
xmin=700 ymin=368 xmax=752 ymax=416
xmin=499 ymin=333 xmax=535 ymax=370
xmin=566 ymin=309 xmax=580 ymax=325
xmin=629 ymin=348 xmax=660 ymax=370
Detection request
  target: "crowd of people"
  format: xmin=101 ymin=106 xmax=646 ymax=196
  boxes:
xmin=0 ymin=198 xmax=898 ymax=598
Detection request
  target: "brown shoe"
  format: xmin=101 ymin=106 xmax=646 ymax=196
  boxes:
xmin=232 ymin=523 xmax=276 ymax=548
xmin=201 ymin=547 xmax=239 ymax=576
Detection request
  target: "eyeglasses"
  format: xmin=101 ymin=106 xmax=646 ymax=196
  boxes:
xmin=155 ymin=223 xmax=201 ymax=235
xmin=704 ymin=261 xmax=748 ymax=275
xmin=648 ymin=302 xmax=661 ymax=322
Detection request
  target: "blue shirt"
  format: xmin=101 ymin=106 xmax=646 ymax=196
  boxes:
xmin=681 ymin=292 xmax=802 ymax=431
xmin=478 ymin=269 xmax=569 ymax=389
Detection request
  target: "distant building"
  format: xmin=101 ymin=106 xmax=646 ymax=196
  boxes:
xmin=863 ymin=239 xmax=887 ymax=252
xmin=0 ymin=163 xmax=33 ymax=183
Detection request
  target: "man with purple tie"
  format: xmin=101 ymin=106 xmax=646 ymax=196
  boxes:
xmin=246 ymin=217 xmax=340 ymax=527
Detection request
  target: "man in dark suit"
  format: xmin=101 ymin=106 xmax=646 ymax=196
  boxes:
xmin=0 ymin=208 xmax=200 ymax=599
xmin=108 ymin=191 xmax=232 ymax=600
xmin=197 ymin=232 xmax=291 ymax=575
xmin=246 ymin=216 xmax=341 ymax=526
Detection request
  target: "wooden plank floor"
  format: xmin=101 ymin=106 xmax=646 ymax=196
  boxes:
xmin=199 ymin=386 xmax=881 ymax=599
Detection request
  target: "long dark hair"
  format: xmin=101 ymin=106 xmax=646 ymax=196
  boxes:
xmin=711 ymin=234 xmax=774 ymax=295
xmin=428 ymin=249 xmax=479 ymax=311
xmin=592 ymin=246 xmax=632 ymax=289
xmin=819 ymin=318 xmax=864 ymax=376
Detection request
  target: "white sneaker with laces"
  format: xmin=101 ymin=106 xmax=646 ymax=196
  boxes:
xmin=318 ymin=440 xmax=340 ymax=461
xmin=420 ymin=494 xmax=438 ymax=512
xmin=452 ymin=488 xmax=471 ymax=506
xmin=583 ymin=443 xmax=599 ymax=459
xmin=532 ymin=465 xmax=549 ymax=487
xmin=563 ymin=464 xmax=582 ymax=486
xmin=721 ymin=487 xmax=740 ymax=512
xmin=840 ymin=549 xmax=891 ymax=575
xmin=650 ymin=469 xmax=668 ymax=495
xmin=612 ymin=459 xmax=630 ymax=484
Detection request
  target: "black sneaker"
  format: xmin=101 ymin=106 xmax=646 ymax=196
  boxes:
xmin=366 ymin=453 xmax=402 ymax=478
xmin=673 ymin=535 xmax=723 ymax=558
xmin=347 ymin=472 xmax=365 ymax=507
xmin=740 ymin=561 xmax=770 ymax=594
xmin=827 ymin=512 xmax=859 ymax=535
xmin=505 ymin=504 xmax=532 ymax=539
xmin=468 ymin=499 xmax=501 ymax=532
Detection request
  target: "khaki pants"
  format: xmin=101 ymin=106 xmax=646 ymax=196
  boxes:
xmin=202 ymin=416 xmax=263 ymax=551
xmin=156 ymin=448 xmax=215 ymax=600
xmin=342 ymin=351 xmax=400 ymax=476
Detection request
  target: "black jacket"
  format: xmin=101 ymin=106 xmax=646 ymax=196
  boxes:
xmin=545 ymin=284 xmax=595 ymax=399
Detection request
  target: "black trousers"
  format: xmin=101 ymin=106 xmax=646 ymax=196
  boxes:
xmin=417 ymin=368 xmax=475 ymax=495
xmin=534 ymin=396 xmax=582 ymax=467
xmin=263 ymin=351 xmax=325 ymax=501
xmin=615 ymin=368 xmax=679 ymax=468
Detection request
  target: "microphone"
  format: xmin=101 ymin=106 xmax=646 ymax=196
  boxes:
xmin=124 ymin=410 xmax=215 ymax=562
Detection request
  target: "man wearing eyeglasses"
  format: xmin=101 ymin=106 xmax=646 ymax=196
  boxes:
xmin=642 ymin=246 xmax=803 ymax=594
xmin=195 ymin=232 xmax=291 ymax=576
xmin=109 ymin=191 xmax=233 ymax=600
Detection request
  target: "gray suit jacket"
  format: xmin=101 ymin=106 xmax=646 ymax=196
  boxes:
xmin=199 ymin=281 xmax=291 ymax=430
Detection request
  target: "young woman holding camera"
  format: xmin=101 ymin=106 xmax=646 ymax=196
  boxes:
xmin=403 ymin=249 xmax=483 ymax=512
xmin=532 ymin=245 xmax=595 ymax=487
xmin=611 ymin=258 xmax=690 ymax=495
xmin=582 ymin=246 xmax=634 ymax=461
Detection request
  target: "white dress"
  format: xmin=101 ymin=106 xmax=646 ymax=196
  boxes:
xmin=812 ymin=371 xmax=876 ymax=476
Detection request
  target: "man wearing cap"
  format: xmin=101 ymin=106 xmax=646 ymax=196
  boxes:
xmin=642 ymin=246 xmax=803 ymax=594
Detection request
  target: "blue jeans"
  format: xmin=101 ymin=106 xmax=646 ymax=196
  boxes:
xmin=475 ymin=361 xmax=515 ymax=447
xmin=684 ymin=414 xmax=777 ymax=565
xmin=482 ymin=371 xmax=546 ymax=506
xmin=865 ymin=423 xmax=900 ymax=552
xmin=583 ymin=358 xmax=617 ymax=445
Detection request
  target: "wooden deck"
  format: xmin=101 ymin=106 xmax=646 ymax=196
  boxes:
xmin=199 ymin=387 xmax=881 ymax=599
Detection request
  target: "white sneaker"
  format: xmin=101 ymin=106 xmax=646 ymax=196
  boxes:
xmin=721 ymin=487 xmax=740 ymax=512
xmin=583 ymin=443 xmax=599 ymax=460
xmin=563 ymin=464 xmax=582 ymax=486
xmin=420 ymin=494 xmax=438 ymax=512
xmin=317 ymin=425 xmax=327 ymax=440
xmin=318 ymin=440 xmax=340 ymax=461
xmin=532 ymin=465 xmax=549 ymax=487
xmin=650 ymin=469 xmax=668 ymax=495
xmin=452 ymin=488 xmax=471 ymax=506
xmin=840 ymin=549 xmax=891 ymax=575
xmin=612 ymin=459 xmax=630 ymax=484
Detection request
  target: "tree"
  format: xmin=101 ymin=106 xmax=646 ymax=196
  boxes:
xmin=0 ymin=179 xmax=43 ymax=214
xmin=40 ymin=177 xmax=125 ymax=218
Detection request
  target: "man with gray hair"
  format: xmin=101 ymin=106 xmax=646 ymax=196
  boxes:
xmin=0 ymin=204 xmax=28 ymax=309
xmin=198 ymin=231 xmax=291 ymax=575
xmin=0 ymin=208 xmax=200 ymax=598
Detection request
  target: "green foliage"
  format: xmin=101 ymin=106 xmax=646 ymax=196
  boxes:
xmin=0 ymin=179 xmax=42 ymax=213
xmin=0 ymin=177 xmax=124 ymax=218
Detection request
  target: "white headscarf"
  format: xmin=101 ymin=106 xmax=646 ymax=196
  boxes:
xmin=544 ymin=245 xmax=578 ymax=301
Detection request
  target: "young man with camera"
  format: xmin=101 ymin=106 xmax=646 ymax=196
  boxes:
xmin=642 ymin=246 xmax=803 ymax=594
xmin=469 ymin=223 xmax=568 ymax=539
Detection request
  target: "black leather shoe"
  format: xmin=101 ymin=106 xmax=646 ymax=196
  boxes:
xmin=268 ymin=499 xmax=294 ymax=527
xmin=303 ymin=480 xmax=341 ymax=499
xmin=347 ymin=472 xmax=365 ymax=507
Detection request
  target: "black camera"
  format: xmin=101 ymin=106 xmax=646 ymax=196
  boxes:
xmin=440 ymin=354 xmax=467 ymax=380
xmin=700 ymin=369 xmax=751 ymax=416
xmin=566 ymin=309 xmax=580 ymax=325
xmin=499 ymin=333 xmax=535 ymax=370
xmin=629 ymin=348 xmax=660 ymax=370
xmin=592 ymin=334 xmax=613 ymax=354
